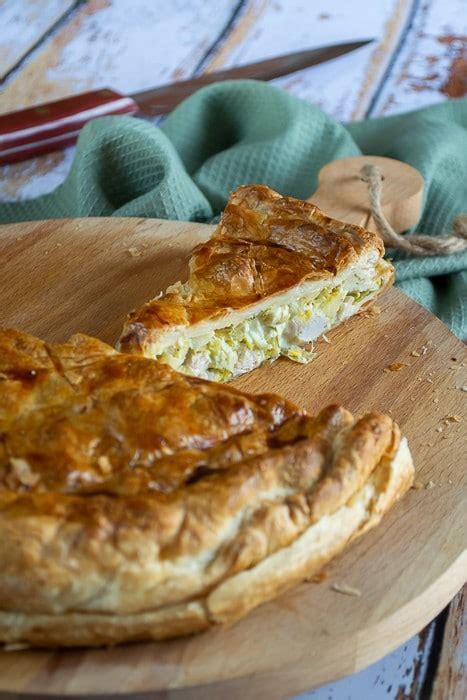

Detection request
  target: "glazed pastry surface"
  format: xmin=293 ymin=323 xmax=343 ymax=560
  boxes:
xmin=0 ymin=329 xmax=413 ymax=647
xmin=119 ymin=185 xmax=393 ymax=381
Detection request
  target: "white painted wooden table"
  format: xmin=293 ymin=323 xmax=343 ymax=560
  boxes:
xmin=0 ymin=1 xmax=465 ymax=698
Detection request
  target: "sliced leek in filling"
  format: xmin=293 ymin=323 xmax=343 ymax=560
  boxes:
xmin=150 ymin=264 xmax=385 ymax=382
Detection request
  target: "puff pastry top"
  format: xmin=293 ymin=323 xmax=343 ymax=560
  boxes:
xmin=0 ymin=328 xmax=411 ymax=638
xmin=120 ymin=184 xmax=386 ymax=351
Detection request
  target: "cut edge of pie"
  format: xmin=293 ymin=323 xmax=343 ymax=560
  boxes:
xmin=119 ymin=184 xmax=394 ymax=382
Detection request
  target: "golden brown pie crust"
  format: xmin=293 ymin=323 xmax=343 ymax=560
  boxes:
xmin=0 ymin=329 xmax=413 ymax=647
xmin=119 ymin=184 xmax=391 ymax=354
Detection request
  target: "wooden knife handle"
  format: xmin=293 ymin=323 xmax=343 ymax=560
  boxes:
xmin=0 ymin=89 xmax=139 ymax=165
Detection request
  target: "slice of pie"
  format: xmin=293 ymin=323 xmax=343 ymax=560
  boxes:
xmin=0 ymin=329 xmax=413 ymax=648
xmin=119 ymin=185 xmax=393 ymax=381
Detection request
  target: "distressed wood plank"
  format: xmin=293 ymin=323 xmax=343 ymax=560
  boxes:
xmin=0 ymin=0 xmax=75 ymax=81
xmin=202 ymin=0 xmax=412 ymax=120
xmin=431 ymin=587 xmax=466 ymax=700
xmin=370 ymin=0 xmax=467 ymax=115
xmin=297 ymin=620 xmax=436 ymax=699
xmin=0 ymin=0 xmax=235 ymax=201
xmin=1 ymin=0 xmax=457 ymax=203
xmin=0 ymin=0 xmax=416 ymax=204
xmin=0 ymin=0 xmax=235 ymax=112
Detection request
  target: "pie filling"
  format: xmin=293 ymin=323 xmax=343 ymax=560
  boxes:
xmin=147 ymin=260 xmax=388 ymax=382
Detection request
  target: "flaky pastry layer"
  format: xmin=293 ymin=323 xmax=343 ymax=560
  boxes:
xmin=119 ymin=185 xmax=393 ymax=381
xmin=0 ymin=329 xmax=413 ymax=647
xmin=119 ymin=184 xmax=393 ymax=359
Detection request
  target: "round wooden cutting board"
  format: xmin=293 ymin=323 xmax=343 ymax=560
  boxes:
xmin=0 ymin=218 xmax=465 ymax=699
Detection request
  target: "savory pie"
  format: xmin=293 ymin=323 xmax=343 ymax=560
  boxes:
xmin=119 ymin=185 xmax=393 ymax=381
xmin=0 ymin=328 xmax=413 ymax=647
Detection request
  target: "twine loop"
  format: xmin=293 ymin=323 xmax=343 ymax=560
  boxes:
xmin=360 ymin=164 xmax=467 ymax=256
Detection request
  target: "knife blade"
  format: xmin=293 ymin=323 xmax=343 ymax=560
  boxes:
xmin=134 ymin=39 xmax=373 ymax=115
xmin=0 ymin=39 xmax=373 ymax=165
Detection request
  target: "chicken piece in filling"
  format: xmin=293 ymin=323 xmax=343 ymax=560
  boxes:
xmin=148 ymin=256 xmax=388 ymax=382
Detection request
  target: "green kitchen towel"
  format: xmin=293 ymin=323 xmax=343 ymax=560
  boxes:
xmin=0 ymin=81 xmax=465 ymax=337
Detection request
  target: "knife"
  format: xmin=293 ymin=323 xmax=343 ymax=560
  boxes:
xmin=0 ymin=39 xmax=372 ymax=166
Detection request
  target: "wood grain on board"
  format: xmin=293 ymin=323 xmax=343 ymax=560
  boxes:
xmin=0 ymin=215 xmax=465 ymax=697
xmin=0 ymin=1 xmax=465 ymax=696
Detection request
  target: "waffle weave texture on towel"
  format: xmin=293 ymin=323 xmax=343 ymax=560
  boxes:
xmin=0 ymin=82 xmax=465 ymax=337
